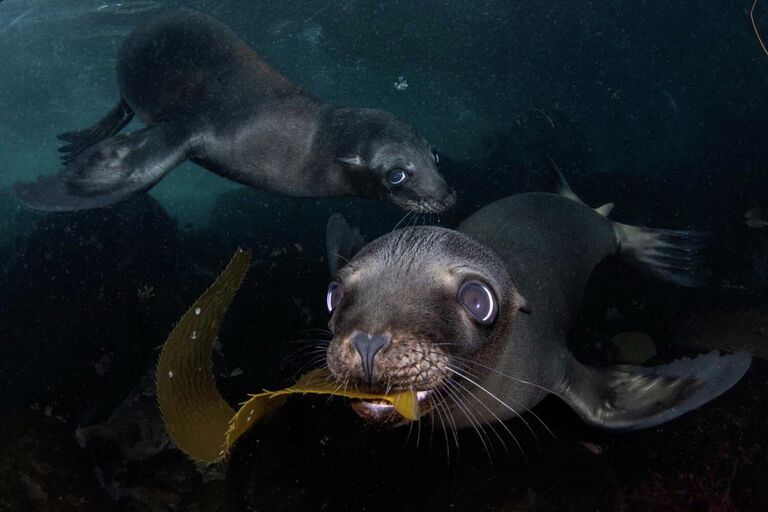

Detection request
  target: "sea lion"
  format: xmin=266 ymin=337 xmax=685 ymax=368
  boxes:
xmin=324 ymin=168 xmax=751 ymax=431
xmin=15 ymin=10 xmax=454 ymax=213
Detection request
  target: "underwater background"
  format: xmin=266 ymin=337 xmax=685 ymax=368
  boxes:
xmin=0 ymin=0 xmax=767 ymax=510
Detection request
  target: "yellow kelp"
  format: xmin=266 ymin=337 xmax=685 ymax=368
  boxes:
xmin=156 ymin=249 xmax=418 ymax=463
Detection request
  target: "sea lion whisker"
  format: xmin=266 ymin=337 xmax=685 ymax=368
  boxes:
xmin=415 ymin=404 xmax=423 ymax=448
xmin=286 ymin=336 xmax=332 ymax=345
xmin=427 ymin=398 xmax=438 ymax=452
xmin=322 ymin=373 xmax=349 ymax=407
xmin=320 ymin=373 xmax=351 ymax=407
xmin=446 ymin=374 xmax=529 ymax=460
xmin=447 ymin=365 xmax=541 ymax=447
xmin=450 ymin=355 xmax=561 ymax=397
xmin=430 ymin=393 xmax=451 ymax=460
xmin=440 ymin=379 xmax=494 ymax=464
xmin=392 ymin=210 xmax=413 ymax=232
xmin=442 ymin=376 xmax=512 ymax=456
xmin=284 ymin=343 xmax=331 ymax=361
xmin=431 ymin=385 xmax=460 ymax=456
xmin=291 ymin=352 xmax=326 ymax=369
xmin=443 ymin=377 xmax=509 ymax=450
xmin=403 ymin=400 xmax=418 ymax=449
xmin=285 ymin=329 xmax=333 ymax=342
xmin=289 ymin=354 xmax=329 ymax=380
xmin=442 ymin=379 xmax=493 ymax=449
xmin=294 ymin=327 xmax=333 ymax=335
xmin=285 ymin=349 xmax=328 ymax=377
xmin=448 ymin=355 xmax=559 ymax=440
xmin=434 ymin=386 xmax=460 ymax=446
xmin=281 ymin=339 xmax=333 ymax=369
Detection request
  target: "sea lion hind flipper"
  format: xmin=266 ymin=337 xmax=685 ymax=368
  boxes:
xmin=613 ymin=222 xmax=710 ymax=287
xmin=562 ymin=350 xmax=751 ymax=430
xmin=16 ymin=123 xmax=190 ymax=212
xmin=57 ymin=99 xmax=134 ymax=164
xmin=326 ymin=213 xmax=365 ymax=275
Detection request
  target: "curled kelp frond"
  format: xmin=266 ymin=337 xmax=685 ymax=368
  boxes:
xmin=156 ymin=248 xmax=252 ymax=463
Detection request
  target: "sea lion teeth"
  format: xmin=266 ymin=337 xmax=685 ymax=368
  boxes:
xmin=361 ymin=390 xmax=431 ymax=407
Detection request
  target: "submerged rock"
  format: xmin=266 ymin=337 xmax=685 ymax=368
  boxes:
xmin=0 ymin=411 xmax=114 ymax=512
xmin=0 ymin=195 xmax=184 ymax=422
xmin=78 ymin=372 xmax=205 ymax=511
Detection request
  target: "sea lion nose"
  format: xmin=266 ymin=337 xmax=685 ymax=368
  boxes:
xmin=351 ymin=331 xmax=391 ymax=385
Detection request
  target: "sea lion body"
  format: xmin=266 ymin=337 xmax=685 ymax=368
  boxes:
xmin=325 ymin=179 xmax=751 ymax=431
xmin=453 ymin=193 xmax=618 ymax=425
xmin=16 ymin=10 xmax=453 ymax=212
xmin=116 ymin=12 xmax=322 ymax=195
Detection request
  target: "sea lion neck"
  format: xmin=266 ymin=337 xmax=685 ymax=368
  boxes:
xmin=306 ymin=107 xmax=392 ymax=197
xmin=317 ymin=107 xmax=391 ymax=159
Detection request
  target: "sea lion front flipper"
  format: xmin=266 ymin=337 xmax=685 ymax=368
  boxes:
xmin=326 ymin=213 xmax=365 ymax=275
xmin=15 ymin=123 xmax=191 ymax=212
xmin=57 ymin=98 xmax=135 ymax=164
xmin=561 ymin=350 xmax=751 ymax=430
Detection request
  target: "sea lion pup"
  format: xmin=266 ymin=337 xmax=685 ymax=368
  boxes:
xmin=15 ymin=9 xmax=454 ymax=213
xmin=323 ymin=171 xmax=751 ymax=431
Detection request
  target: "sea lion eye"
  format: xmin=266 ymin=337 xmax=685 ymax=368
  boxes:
xmin=386 ymin=168 xmax=408 ymax=185
xmin=458 ymin=280 xmax=497 ymax=325
xmin=433 ymin=151 xmax=439 ymax=164
xmin=326 ymin=281 xmax=344 ymax=312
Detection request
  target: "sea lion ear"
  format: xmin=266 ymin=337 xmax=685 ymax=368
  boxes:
xmin=326 ymin=213 xmax=366 ymax=275
xmin=514 ymin=292 xmax=531 ymax=315
xmin=337 ymin=155 xmax=367 ymax=169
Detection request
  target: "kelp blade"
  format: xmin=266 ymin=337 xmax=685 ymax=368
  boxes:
xmin=156 ymin=249 xmax=252 ymax=463
xmin=224 ymin=369 xmax=418 ymax=457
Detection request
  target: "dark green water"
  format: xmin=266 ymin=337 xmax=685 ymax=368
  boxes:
xmin=0 ymin=1 xmax=766 ymax=511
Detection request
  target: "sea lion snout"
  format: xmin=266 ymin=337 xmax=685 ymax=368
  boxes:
xmin=396 ymin=162 xmax=456 ymax=214
xmin=350 ymin=331 xmax=391 ymax=386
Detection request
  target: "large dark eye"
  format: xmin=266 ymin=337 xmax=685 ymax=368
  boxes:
xmin=386 ymin=168 xmax=408 ymax=185
xmin=433 ymin=151 xmax=439 ymax=164
xmin=458 ymin=280 xmax=497 ymax=325
xmin=326 ymin=281 xmax=344 ymax=312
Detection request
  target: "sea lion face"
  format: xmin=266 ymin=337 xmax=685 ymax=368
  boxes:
xmin=325 ymin=227 xmax=525 ymax=426
xmin=338 ymin=110 xmax=456 ymax=213
xmin=367 ymin=132 xmax=455 ymax=214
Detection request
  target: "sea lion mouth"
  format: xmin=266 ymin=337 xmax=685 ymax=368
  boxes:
xmin=351 ymin=390 xmax=433 ymax=424
xmin=392 ymin=193 xmax=456 ymax=213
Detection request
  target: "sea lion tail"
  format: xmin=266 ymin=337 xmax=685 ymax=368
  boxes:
xmin=326 ymin=213 xmax=365 ymax=275
xmin=15 ymin=123 xmax=190 ymax=212
xmin=561 ymin=350 xmax=751 ymax=430
xmin=613 ymin=222 xmax=709 ymax=287
xmin=57 ymin=99 xmax=134 ymax=165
